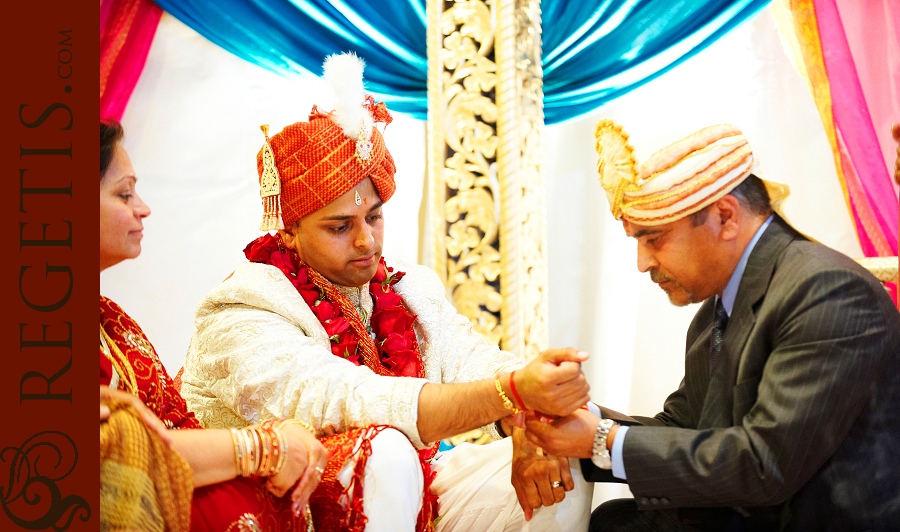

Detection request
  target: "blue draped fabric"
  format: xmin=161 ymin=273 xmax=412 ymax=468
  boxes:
xmin=152 ymin=0 xmax=770 ymax=124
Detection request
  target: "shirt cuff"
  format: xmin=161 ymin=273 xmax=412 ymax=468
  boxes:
xmin=611 ymin=425 xmax=628 ymax=479
xmin=389 ymin=377 xmax=430 ymax=448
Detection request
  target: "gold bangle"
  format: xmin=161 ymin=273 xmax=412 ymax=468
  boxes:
xmin=278 ymin=418 xmax=316 ymax=436
xmin=230 ymin=429 xmax=243 ymax=477
xmin=262 ymin=423 xmax=285 ymax=477
xmin=260 ymin=419 xmax=287 ymax=477
xmin=245 ymin=428 xmax=257 ymax=477
xmin=234 ymin=428 xmax=255 ymax=477
xmin=494 ymin=375 xmax=522 ymax=414
xmin=250 ymin=427 xmax=261 ymax=475
xmin=273 ymin=425 xmax=287 ymax=475
xmin=256 ymin=426 xmax=273 ymax=477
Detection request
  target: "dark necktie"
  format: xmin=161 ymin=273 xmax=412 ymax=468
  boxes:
xmin=710 ymin=299 xmax=729 ymax=374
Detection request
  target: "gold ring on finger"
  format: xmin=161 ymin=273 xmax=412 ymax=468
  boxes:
xmin=551 ymin=480 xmax=562 ymax=489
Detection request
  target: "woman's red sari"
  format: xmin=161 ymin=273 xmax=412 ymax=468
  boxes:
xmin=100 ymin=296 xmax=300 ymax=531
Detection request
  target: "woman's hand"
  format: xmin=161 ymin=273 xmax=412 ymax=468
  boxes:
xmin=100 ymin=385 xmax=172 ymax=446
xmin=265 ymin=423 xmax=329 ymax=515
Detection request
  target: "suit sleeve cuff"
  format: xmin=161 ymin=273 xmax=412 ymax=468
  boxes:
xmin=611 ymin=425 xmax=628 ymax=479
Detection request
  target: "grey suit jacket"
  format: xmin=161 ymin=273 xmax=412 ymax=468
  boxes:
xmin=584 ymin=216 xmax=900 ymax=531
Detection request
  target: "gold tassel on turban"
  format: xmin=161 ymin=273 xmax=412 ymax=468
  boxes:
xmin=255 ymin=53 xmax=397 ymax=230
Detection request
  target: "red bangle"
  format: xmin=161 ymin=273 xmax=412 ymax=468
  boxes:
xmin=508 ymin=370 xmax=526 ymax=410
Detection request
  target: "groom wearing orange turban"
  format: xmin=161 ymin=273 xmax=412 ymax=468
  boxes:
xmin=181 ymin=53 xmax=596 ymax=532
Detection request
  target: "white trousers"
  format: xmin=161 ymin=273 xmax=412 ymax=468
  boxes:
xmin=338 ymin=428 xmax=594 ymax=532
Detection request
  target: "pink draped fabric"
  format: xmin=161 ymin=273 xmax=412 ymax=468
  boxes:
xmin=781 ymin=0 xmax=899 ymax=303
xmin=817 ymin=0 xmax=898 ymax=258
xmin=100 ymin=0 xmax=163 ymax=120
xmin=835 ymin=0 xmax=900 ymax=185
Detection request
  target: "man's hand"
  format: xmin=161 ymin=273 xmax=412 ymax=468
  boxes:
xmin=525 ymin=408 xmax=599 ymax=459
xmin=892 ymin=122 xmax=899 ymax=186
xmin=100 ymin=385 xmax=173 ymax=447
xmin=513 ymin=348 xmax=590 ymax=417
xmin=511 ymin=427 xmax=574 ymax=522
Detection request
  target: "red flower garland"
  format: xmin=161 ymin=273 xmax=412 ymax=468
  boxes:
xmin=244 ymin=234 xmax=439 ymax=528
xmin=243 ymin=234 xmax=424 ymax=378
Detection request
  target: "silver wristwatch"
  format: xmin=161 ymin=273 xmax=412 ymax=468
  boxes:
xmin=591 ymin=418 xmax=616 ymax=469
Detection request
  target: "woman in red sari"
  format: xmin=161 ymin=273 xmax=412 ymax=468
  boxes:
xmin=99 ymin=118 xmax=328 ymax=531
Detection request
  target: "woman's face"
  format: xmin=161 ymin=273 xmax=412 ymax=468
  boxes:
xmin=100 ymin=145 xmax=150 ymax=271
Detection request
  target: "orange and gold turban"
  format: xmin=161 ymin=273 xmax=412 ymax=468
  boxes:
xmin=594 ymin=120 xmax=790 ymax=226
xmin=255 ymin=53 xmax=397 ymax=230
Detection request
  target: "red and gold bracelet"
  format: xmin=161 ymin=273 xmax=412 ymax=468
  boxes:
xmin=508 ymin=370 xmax=526 ymax=411
xmin=259 ymin=420 xmax=287 ymax=477
xmin=257 ymin=425 xmax=275 ymax=477
xmin=494 ymin=374 xmax=522 ymax=414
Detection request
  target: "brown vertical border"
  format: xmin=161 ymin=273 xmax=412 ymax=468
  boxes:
xmin=1 ymin=0 xmax=99 ymax=529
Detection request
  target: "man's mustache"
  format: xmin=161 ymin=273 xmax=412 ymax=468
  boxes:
xmin=649 ymin=270 xmax=673 ymax=284
xmin=351 ymin=247 xmax=381 ymax=261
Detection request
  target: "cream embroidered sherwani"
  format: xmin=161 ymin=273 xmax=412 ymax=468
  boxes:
xmin=180 ymin=259 xmax=520 ymax=445
xmin=181 ymin=258 xmax=593 ymax=531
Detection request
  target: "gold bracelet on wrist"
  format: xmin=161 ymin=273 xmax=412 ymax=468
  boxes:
xmin=233 ymin=427 xmax=255 ymax=477
xmin=245 ymin=429 xmax=256 ymax=476
xmin=277 ymin=418 xmax=316 ymax=436
xmin=274 ymin=425 xmax=288 ymax=475
xmin=494 ymin=375 xmax=522 ymax=414
xmin=254 ymin=426 xmax=266 ymax=476
xmin=259 ymin=420 xmax=287 ymax=477
xmin=259 ymin=425 xmax=275 ymax=477
xmin=230 ymin=428 xmax=243 ymax=477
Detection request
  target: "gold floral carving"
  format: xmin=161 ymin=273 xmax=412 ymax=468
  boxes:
xmin=855 ymin=256 xmax=899 ymax=284
xmin=495 ymin=0 xmax=548 ymax=361
xmin=424 ymin=0 xmax=548 ymax=359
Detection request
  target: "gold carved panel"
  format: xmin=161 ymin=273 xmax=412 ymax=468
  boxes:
xmin=423 ymin=0 xmax=547 ymax=359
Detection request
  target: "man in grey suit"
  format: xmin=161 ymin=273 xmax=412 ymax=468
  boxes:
xmin=526 ymin=122 xmax=900 ymax=531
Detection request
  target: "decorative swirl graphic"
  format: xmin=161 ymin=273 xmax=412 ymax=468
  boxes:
xmin=1 ymin=431 xmax=90 ymax=530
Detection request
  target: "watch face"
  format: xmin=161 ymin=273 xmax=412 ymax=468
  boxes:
xmin=591 ymin=452 xmax=612 ymax=469
xmin=592 ymin=419 xmax=614 ymax=470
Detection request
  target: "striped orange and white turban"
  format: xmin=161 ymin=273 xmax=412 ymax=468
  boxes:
xmin=255 ymin=53 xmax=396 ymax=230
xmin=594 ymin=120 xmax=789 ymax=226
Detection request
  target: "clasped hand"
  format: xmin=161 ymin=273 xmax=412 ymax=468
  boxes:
xmin=512 ymin=347 xmax=590 ymax=419
xmin=507 ymin=348 xmax=589 ymax=520
xmin=511 ymin=426 xmax=574 ymax=521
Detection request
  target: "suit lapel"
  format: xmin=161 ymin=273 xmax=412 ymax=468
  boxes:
xmin=685 ymin=300 xmax=715 ymax=425
xmin=697 ymin=216 xmax=799 ymax=427
xmin=728 ymin=216 xmax=798 ymax=373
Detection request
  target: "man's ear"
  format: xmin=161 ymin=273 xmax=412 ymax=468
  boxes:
xmin=713 ymin=195 xmax=741 ymax=241
xmin=278 ymin=222 xmax=300 ymax=252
